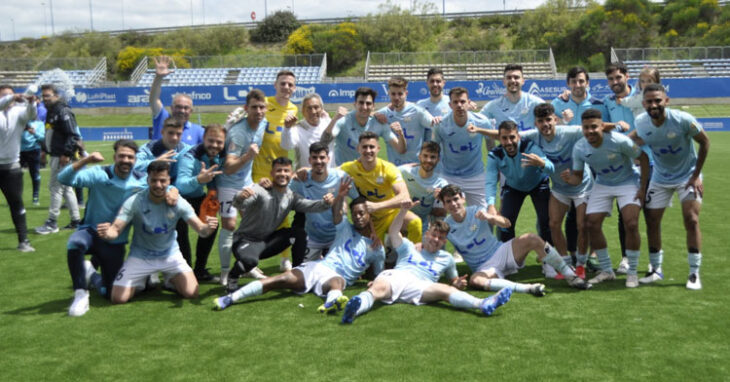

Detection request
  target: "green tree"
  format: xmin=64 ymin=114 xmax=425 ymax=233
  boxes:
xmin=357 ymin=1 xmax=443 ymax=53
xmin=250 ymin=10 xmax=301 ymax=43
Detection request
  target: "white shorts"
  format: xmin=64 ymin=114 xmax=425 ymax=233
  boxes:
xmin=475 ymin=240 xmax=521 ymax=279
xmin=551 ymin=190 xmax=588 ymax=208
xmin=304 ymin=246 xmax=329 ymax=262
xmin=441 ymin=172 xmax=487 ymax=208
xmin=217 ymin=187 xmax=239 ymax=218
xmin=113 ymin=252 xmax=192 ymax=289
xmin=586 ymin=183 xmax=641 ymax=216
xmin=376 ymin=269 xmax=432 ymax=305
xmin=293 ymin=261 xmax=344 ymax=298
xmin=645 ymin=180 xmax=702 ymax=209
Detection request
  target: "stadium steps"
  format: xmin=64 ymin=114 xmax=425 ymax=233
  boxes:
xmin=225 ymin=69 xmax=241 ymax=85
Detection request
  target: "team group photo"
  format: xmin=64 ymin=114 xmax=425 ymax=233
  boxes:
xmin=1 ymin=1 xmax=727 ymax=380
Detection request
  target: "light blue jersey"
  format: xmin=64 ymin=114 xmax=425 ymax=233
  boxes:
xmin=217 ymin=118 xmax=266 ymax=189
xmin=118 ymin=190 xmax=196 ymax=259
xmin=604 ymin=86 xmax=637 ymax=131
xmin=21 ymin=120 xmax=45 ymax=152
xmin=480 ymin=93 xmax=544 ymax=131
xmin=572 ymin=131 xmax=642 ymax=186
xmin=433 ymin=111 xmax=493 ymax=177
xmin=289 ymin=169 xmax=360 ymax=246
xmin=394 ymin=238 xmax=457 ymax=283
xmin=486 ymin=139 xmax=554 ymax=206
xmin=399 ymin=164 xmax=448 ymax=231
xmin=635 ymin=108 xmax=702 ymax=184
xmin=521 ymin=126 xmax=593 ymax=196
xmin=551 ymin=93 xmax=609 ymax=125
xmin=136 ymin=140 xmax=191 ymax=183
xmin=378 ymin=102 xmax=434 ymax=165
xmin=320 ymin=221 xmax=385 ymax=285
xmin=332 ymin=111 xmax=395 ymax=166
xmin=416 ymin=97 xmax=450 ymax=118
xmin=445 ymin=205 xmax=503 ymax=272
xmin=58 ymin=164 xmax=147 ymax=244
xmin=175 ymin=143 xmax=225 ymax=198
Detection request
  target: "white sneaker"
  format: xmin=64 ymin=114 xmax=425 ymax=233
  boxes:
xmin=452 ymin=251 xmax=464 ymax=264
xmin=686 ymin=273 xmax=702 ymax=290
xmin=616 ymin=257 xmax=629 ymax=274
xmin=542 ymin=263 xmax=558 ymax=279
xmin=588 ymin=271 xmax=616 ymax=285
xmin=68 ymin=289 xmax=89 ymax=317
xmin=220 ymin=270 xmax=229 ymax=286
xmin=243 ymin=267 xmax=266 ymax=280
xmin=625 ymin=274 xmax=639 ymax=288
xmin=280 ymin=258 xmax=293 ymax=272
xmin=147 ymin=273 xmax=161 ymax=289
xmin=639 ymin=270 xmax=664 ymax=284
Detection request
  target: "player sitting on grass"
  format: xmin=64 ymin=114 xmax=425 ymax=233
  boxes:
xmin=440 ymin=184 xmax=591 ymax=296
xmin=213 ymin=178 xmax=385 ymax=312
xmin=98 ymin=161 xmax=218 ymax=304
xmin=341 ymin=199 xmax=512 ymax=324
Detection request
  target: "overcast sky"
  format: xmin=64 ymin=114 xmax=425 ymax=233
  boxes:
xmin=0 ymin=0 xmax=547 ymax=41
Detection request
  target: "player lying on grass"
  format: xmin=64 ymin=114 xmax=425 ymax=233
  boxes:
xmin=440 ymin=184 xmax=591 ymax=296
xmin=97 ymin=161 xmax=218 ymax=304
xmin=213 ymin=178 xmax=385 ymax=311
xmin=340 ymin=199 xmax=512 ymax=324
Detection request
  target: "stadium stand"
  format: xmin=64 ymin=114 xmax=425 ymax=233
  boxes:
xmin=364 ymin=49 xmax=557 ymax=81
xmin=135 ymin=66 xmax=324 ymax=87
xmin=0 ymin=57 xmax=107 ymax=88
xmin=613 ymin=46 xmax=730 ymax=78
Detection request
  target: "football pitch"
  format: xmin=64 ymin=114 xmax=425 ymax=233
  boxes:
xmin=1 ymin=132 xmax=728 ymax=381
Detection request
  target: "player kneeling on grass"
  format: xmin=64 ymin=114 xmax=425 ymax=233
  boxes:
xmin=341 ymin=199 xmax=512 ymax=324
xmin=214 ymin=178 xmax=385 ymax=312
xmin=98 ymin=161 xmax=218 ymax=304
xmin=439 ymin=184 xmax=590 ymax=296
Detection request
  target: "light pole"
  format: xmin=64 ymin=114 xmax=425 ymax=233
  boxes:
xmin=50 ymin=0 xmax=55 ymax=35
xmin=41 ymin=2 xmax=48 ymax=35
xmin=121 ymin=0 xmax=125 ymax=29
xmin=190 ymin=0 xmax=194 ymax=25
xmin=10 ymin=17 xmax=16 ymax=40
xmin=89 ymin=0 xmax=94 ymax=31
xmin=202 ymin=0 xmax=206 ymax=24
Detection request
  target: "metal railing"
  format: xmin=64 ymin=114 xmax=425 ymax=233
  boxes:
xmin=130 ymin=56 xmax=149 ymax=84
xmin=150 ymin=54 xmax=326 ymax=69
xmin=367 ymin=50 xmax=552 ymax=66
xmin=86 ymin=57 xmax=107 ymax=86
xmin=612 ymin=46 xmax=730 ymax=62
xmin=0 ymin=56 xmax=102 ymax=71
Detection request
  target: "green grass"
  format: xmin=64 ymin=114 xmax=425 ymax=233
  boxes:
xmin=74 ymin=104 xmax=730 ymax=128
xmin=1 ymin=134 xmax=729 ymax=381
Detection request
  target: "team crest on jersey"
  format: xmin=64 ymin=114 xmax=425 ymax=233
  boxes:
xmin=404 ymin=116 xmax=412 ymax=122
xmin=470 ymin=224 xmax=477 ymax=232
xmin=607 ymin=153 xmax=617 ymax=160
xmin=667 ymin=132 xmax=677 ymax=139
xmin=167 ymin=210 xmax=175 ymax=220
xmin=521 ymin=107 xmax=529 ymax=115
xmin=376 ymin=176 xmax=384 ymax=184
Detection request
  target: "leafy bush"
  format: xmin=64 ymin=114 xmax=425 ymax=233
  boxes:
xmin=250 ymin=11 xmax=301 ymax=43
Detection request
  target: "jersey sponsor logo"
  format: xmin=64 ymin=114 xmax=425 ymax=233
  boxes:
xmin=406 ymin=254 xmax=439 ymax=277
xmin=413 ymin=196 xmax=432 ymax=208
xmin=402 ymin=126 xmax=415 ymax=140
xmin=448 ymin=142 xmax=478 ymax=154
xmin=547 ymin=154 xmax=571 ymax=164
xmin=652 ymin=144 xmax=683 ymax=157
xmin=344 ymin=239 xmax=366 ymax=267
xmin=599 ymin=165 xmax=624 ymax=174
xmin=265 ymin=125 xmax=283 ymax=134
xmin=346 ymin=138 xmax=357 ymax=150
xmin=142 ymin=223 xmax=171 ymax=235
xmin=366 ymin=189 xmax=386 ymax=199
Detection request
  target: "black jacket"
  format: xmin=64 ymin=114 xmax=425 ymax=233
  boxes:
xmin=46 ymin=101 xmax=81 ymax=157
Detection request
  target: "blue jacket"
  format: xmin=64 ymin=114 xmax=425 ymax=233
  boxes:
xmin=486 ymin=138 xmax=554 ymax=206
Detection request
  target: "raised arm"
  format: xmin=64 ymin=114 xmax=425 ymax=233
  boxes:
xmin=365 ymin=181 xmax=410 ymax=214
xmin=332 ymin=177 xmax=353 ymax=225
xmin=149 ymin=56 xmax=173 ymax=118
xmin=467 ymin=124 xmax=499 ymax=139
xmin=388 ymin=122 xmax=407 ymax=154
xmin=320 ymin=107 xmax=347 ymax=146
xmin=223 ymin=141 xmax=259 ymax=175
xmin=388 ymin=199 xmax=418 ymax=249
xmin=96 ymin=218 xmax=128 ymax=242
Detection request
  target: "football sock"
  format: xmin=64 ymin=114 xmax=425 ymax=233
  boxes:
xmin=562 ymin=255 xmax=572 ymax=267
xmin=487 ymin=278 xmax=529 ymax=293
xmin=625 ymin=249 xmax=640 ymax=275
xmin=448 ymin=291 xmax=481 ymax=309
xmin=325 ymin=289 xmax=342 ymax=306
xmin=218 ymin=228 xmax=233 ymax=272
xmin=544 ymin=244 xmax=576 ymax=278
xmin=231 ymin=280 xmax=263 ymax=302
xmin=649 ymin=250 xmax=664 ymax=271
xmin=355 ymin=291 xmax=374 ymax=316
xmin=576 ymin=253 xmax=588 ymax=267
xmin=595 ymin=248 xmax=613 ymax=272
xmin=688 ymin=252 xmax=702 ymax=274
